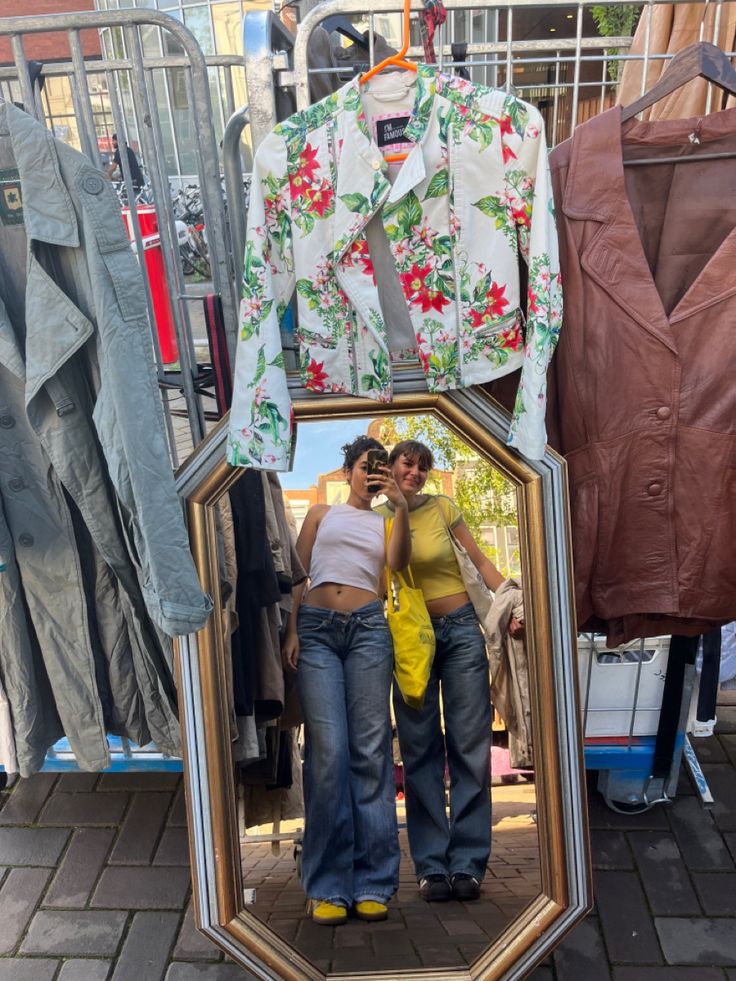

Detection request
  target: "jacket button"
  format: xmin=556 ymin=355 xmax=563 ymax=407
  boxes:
xmin=82 ymin=173 xmax=105 ymax=195
xmin=656 ymin=406 xmax=671 ymax=420
xmin=647 ymin=482 xmax=663 ymax=496
xmin=8 ymin=477 xmax=25 ymax=491
xmin=0 ymin=415 xmax=14 ymax=428
xmin=18 ymin=533 xmax=34 ymax=547
xmin=371 ymin=159 xmax=381 ymax=170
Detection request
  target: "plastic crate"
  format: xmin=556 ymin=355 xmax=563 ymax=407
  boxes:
xmin=578 ymin=635 xmax=670 ymax=738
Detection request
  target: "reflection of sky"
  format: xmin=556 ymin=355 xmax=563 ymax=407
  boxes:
xmin=280 ymin=419 xmax=376 ymax=490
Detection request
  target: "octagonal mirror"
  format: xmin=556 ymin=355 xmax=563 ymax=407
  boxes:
xmin=174 ymin=386 xmax=590 ymax=980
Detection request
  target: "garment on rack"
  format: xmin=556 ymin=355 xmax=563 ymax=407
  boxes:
xmin=0 ymin=102 xmax=211 ymax=773
xmin=228 ymin=64 xmax=562 ymax=470
xmin=617 ymin=4 xmax=736 ymax=120
xmin=548 ymin=106 xmax=736 ymax=646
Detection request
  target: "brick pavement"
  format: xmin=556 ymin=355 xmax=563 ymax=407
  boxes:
xmin=0 ymin=705 xmax=733 ymax=979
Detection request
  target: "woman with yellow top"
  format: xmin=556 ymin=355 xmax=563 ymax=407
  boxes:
xmin=376 ymin=439 xmax=522 ymax=904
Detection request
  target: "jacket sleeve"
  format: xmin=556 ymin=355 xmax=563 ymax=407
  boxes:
xmin=227 ymin=131 xmax=296 ymax=471
xmin=505 ymin=104 xmax=563 ymax=460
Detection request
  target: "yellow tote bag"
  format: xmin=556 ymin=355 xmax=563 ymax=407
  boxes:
xmin=384 ymin=522 xmax=436 ymax=709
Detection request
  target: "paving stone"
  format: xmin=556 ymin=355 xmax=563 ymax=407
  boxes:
xmin=692 ymin=872 xmax=736 ymax=915
xmin=590 ymin=830 xmax=633 ymax=869
xmin=702 ymin=765 xmax=736 ymax=833
xmin=56 ymin=773 xmax=99 ymax=792
xmin=628 ymin=831 xmax=701 ymax=916
xmin=110 ymin=911 xmax=180 ymax=981
xmin=58 ymin=960 xmax=112 ymax=981
xmin=173 ymin=904 xmax=221 ymax=961
xmin=0 ymin=867 xmax=51 ymax=953
xmin=97 ymin=773 xmax=181 ymax=792
xmin=0 ymin=959 xmax=59 ymax=981
xmin=668 ymin=796 xmax=734 ymax=870
xmin=692 ymin=736 xmax=728 ymax=764
xmin=21 ymin=910 xmax=127 ymax=956
xmin=722 ymin=735 xmax=736 ymax=768
xmin=165 ymin=963 xmax=260 ymax=979
xmin=716 ymin=707 xmax=736 ymax=734
xmin=552 ymin=915 xmax=612 ymax=980
xmin=656 ymin=916 xmax=736 ymax=964
xmin=153 ymin=826 xmax=191 ymax=866
xmin=0 ymin=773 xmax=57 ymax=825
xmin=168 ymin=785 xmax=188 ymax=826
xmin=44 ymin=828 xmax=115 ymax=908
xmin=594 ymin=870 xmax=662 ymax=964
xmin=92 ymin=866 xmax=190 ymax=910
xmin=0 ymin=826 xmax=70 ymax=865
xmin=38 ymin=792 xmax=129 ymax=827
xmin=613 ymin=970 xmax=727 ymax=981
xmin=587 ymin=792 xmax=669 ymax=831
xmin=109 ymin=792 xmax=172 ymax=865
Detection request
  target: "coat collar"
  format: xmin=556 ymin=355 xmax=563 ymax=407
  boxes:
xmin=332 ymin=66 xmax=439 ymax=261
xmin=0 ymin=101 xmax=79 ymax=248
xmin=561 ymin=106 xmax=736 ymax=342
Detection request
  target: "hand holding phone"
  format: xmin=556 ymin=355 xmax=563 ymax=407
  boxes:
xmin=366 ymin=448 xmax=389 ymax=494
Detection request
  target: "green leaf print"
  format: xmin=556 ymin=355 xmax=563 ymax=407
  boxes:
xmin=254 ymin=346 xmax=267 ymax=384
xmin=340 ymin=192 xmax=371 ymax=215
xmin=503 ymin=96 xmax=528 ymax=137
xmin=424 ymin=169 xmax=449 ymax=200
xmin=396 ymin=192 xmax=422 ymax=234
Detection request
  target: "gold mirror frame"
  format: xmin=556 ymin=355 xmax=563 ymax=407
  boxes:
xmin=174 ymin=388 xmax=591 ymax=980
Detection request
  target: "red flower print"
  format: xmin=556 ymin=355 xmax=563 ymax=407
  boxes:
xmin=512 ymin=205 xmax=531 ymax=228
xmin=289 ymin=143 xmax=320 ymax=199
xmin=499 ymin=326 xmax=523 ymax=352
xmin=502 ymin=142 xmax=517 ymax=164
xmin=399 ymin=263 xmax=450 ymax=313
xmin=470 ymin=282 xmax=509 ymax=328
xmin=497 ymin=114 xmax=514 ymax=137
xmin=347 ymin=238 xmax=375 ymax=280
xmin=304 ymin=180 xmax=334 ymax=217
xmin=305 ymin=357 xmax=328 ymax=392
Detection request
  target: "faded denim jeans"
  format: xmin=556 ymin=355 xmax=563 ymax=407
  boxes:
xmin=393 ymin=602 xmax=492 ymax=882
xmin=296 ymin=600 xmax=399 ymax=906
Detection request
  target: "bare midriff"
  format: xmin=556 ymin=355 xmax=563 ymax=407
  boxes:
xmin=304 ymin=582 xmax=380 ymax=612
xmin=425 ymin=590 xmax=471 ymax=616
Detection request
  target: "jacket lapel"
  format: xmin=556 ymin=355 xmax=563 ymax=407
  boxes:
xmin=562 ymin=108 xmax=677 ymax=354
xmin=669 ymin=228 xmax=736 ymax=324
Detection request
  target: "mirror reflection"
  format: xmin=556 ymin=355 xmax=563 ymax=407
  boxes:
xmin=226 ymin=414 xmax=537 ymax=973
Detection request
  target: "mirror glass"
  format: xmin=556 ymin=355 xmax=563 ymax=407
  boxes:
xmin=229 ymin=413 xmax=538 ymax=973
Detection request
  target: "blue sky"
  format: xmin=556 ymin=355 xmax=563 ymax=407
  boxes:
xmin=280 ymin=418 xmax=378 ymax=490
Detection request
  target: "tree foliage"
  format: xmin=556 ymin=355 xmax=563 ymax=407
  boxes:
xmin=379 ymin=415 xmax=518 ymax=547
xmin=591 ymin=4 xmax=642 ymax=80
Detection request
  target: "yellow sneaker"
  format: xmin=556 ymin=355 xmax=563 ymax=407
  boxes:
xmin=310 ymin=900 xmax=347 ymax=926
xmin=354 ymin=900 xmax=388 ymax=922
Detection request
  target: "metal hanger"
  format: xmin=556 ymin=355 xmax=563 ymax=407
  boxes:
xmin=621 ymin=41 xmax=736 ymax=166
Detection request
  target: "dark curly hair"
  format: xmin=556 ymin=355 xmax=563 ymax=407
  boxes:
xmin=341 ymin=435 xmax=385 ymax=473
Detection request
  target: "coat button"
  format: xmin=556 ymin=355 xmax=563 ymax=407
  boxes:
xmin=0 ymin=415 xmax=14 ymax=428
xmin=656 ymin=406 xmax=671 ymax=420
xmin=82 ymin=173 xmax=105 ymax=195
xmin=18 ymin=532 xmax=34 ymax=547
xmin=647 ymin=482 xmax=663 ymax=496
xmin=371 ymin=159 xmax=381 ymax=170
xmin=8 ymin=477 xmax=25 ymax=491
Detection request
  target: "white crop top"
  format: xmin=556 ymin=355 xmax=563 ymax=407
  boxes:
xmin=309 ymin=504 xmax=386 ymax=594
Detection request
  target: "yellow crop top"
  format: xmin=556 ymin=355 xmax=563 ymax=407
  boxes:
xmin=376 ymin=495 xmax=466 ymax=601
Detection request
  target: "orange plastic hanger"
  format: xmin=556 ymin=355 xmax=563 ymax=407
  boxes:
xmin=359 ymin=0 xmax=416 ymax=162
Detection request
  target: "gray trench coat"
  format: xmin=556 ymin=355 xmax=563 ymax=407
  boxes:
xmin=0 ymin=102 xmax=212 ymax=774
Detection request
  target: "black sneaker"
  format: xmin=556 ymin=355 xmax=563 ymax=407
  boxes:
xmin=450 ymin=873 xmax=481 ymax=901
xmin=418 ymin=873 xmax=452 ymax=902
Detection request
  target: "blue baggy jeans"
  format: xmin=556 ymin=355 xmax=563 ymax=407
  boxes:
xmin=393 ymin=602 xmax=492 ymax=882
xmin=296 ymin=600 xmax=400 ymax=906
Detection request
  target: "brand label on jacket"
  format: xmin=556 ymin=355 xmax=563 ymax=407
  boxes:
xmin=0 ymin=169 xmax=23 ymax=226
xmin=374 ymin=114 xmax=411 ymax=150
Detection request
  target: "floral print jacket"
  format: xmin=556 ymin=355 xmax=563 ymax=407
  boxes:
xmin=228 ymin=65 xmax=562 ymax=470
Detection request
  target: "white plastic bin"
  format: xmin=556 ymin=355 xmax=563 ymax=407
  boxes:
xmin=577 ymin=635 xmax=670 ymax=738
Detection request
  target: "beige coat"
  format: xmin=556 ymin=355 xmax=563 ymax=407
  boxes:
xmin=487 ymin=579 xmax=532 ymax=770
xmin=617 ymin=3 xmax=736 ymax=119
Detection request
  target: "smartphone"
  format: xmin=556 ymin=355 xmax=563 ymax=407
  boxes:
xmin=366 ymin=448 xmax=389 ymax=493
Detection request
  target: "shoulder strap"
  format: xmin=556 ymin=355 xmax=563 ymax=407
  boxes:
xmin=384 ymin=516 xmax=416 ymax=592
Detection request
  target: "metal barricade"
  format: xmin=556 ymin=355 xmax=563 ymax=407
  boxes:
xmin=0 ymin=9 xmax=248 ymax=465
